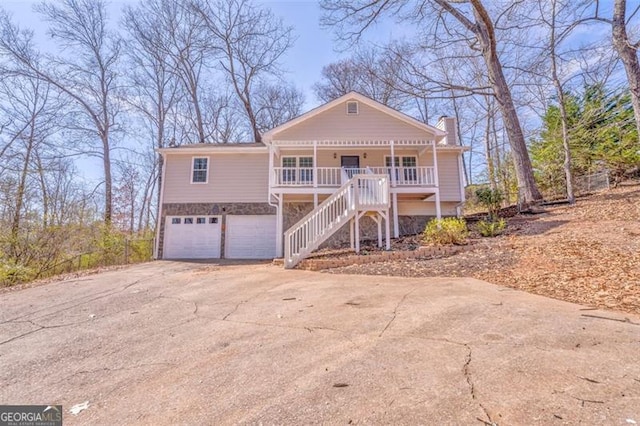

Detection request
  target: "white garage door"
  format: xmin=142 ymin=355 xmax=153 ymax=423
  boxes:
xmin=226 ymin=215 xmax=277 ymax=259
xmin=164 ymin=216 xmax=221 ymax=259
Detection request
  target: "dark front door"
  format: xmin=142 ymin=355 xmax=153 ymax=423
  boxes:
xmin=341 ymin=155 xmax=360 ymax=169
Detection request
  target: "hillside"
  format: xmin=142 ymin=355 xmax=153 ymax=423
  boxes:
xmin=328 ymin=183 xmax=640 ymax=315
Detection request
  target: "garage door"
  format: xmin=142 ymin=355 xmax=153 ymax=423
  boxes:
xmin=164 ymin=216 xmax=221 ymax=259
xmin=225 ymin=215 xmax=277 ymax=259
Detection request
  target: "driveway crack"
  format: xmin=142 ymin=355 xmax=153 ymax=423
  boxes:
xmin=379 ymin=288 xmax=417 ymax=337
xmin=463 ymin=344 xmax=496 ymax=426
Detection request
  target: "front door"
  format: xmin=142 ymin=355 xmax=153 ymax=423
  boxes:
xmin=341 ymin=155 xmax=360 ymax=169
xmin=341 ymin=156 xmax=361 ymax=180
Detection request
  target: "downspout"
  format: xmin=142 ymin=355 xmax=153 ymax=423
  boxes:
xmin=154 ymin=151 xmax=167 ymax=259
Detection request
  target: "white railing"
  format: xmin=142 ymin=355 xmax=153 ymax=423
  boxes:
xmin=284 ymin=174 xmax=389 ymax=269
xmin=273 ymin=166 xmax=436 ymax=188
xmin=368 ymin=166 xmax=436 ymax=186
xmin=272 ymin=167 xmax=343 ymax=187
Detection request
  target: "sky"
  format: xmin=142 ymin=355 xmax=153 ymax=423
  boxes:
xmin=0 ymin=0 xmax=377 ymax=110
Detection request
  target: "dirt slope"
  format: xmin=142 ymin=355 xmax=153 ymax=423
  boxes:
xmin=327 ymin=184 xmax=640 ymax=315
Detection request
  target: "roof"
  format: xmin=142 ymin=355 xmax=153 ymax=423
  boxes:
xmin=157 ymin=142 xmax=268 ymax=155
xmin=262 ymin=91 xmax=447 ymax=143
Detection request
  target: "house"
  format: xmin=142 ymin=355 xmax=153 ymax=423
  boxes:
xmin=155 ymin=92 xmax=467 ymax=268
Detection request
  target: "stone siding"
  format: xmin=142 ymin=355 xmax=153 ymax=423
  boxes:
xmin=159 ymin=202 xmax=275 ymax=259
xmin=283 ymin=202 xmax=433 ymax=249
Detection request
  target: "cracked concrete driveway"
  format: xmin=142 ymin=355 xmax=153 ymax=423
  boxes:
xmin=1 ymin=261 xmax=639 ymax=425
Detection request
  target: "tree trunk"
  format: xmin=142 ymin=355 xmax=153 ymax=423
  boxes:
xmin=612 ymin=0 xmax=640 ymax=140
xmin=102 ymin=131 xmax=112 ymax=226
xmin=11 ymin=128 xmax=35 ymax=259
xmin=484 ymin=101 xmax=498 ymax=191
xmin=470 ymin=0 xmax=543 ymax=204
xmin=550 ymin=0 xmax=575 ymax=204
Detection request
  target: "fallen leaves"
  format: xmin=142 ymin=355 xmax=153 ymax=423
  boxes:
xmin=326 ymin=184 xmax=640 ymax=316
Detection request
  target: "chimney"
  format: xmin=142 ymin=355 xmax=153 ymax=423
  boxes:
xmin=436 ymin=116 xmax=458 ymax=146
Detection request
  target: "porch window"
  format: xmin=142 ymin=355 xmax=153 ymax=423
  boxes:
xmin=299 ymin=157 xmax=313 ymax=182
xmin=402 ymin=156 xmax=418 ymax=182
xmin=385 ymin=156 xmax=418 ymax=183
xmin=191 ymin=157 xmax=208 ymax=184
xmin=282 ymin=156 xmax=313 ymax=184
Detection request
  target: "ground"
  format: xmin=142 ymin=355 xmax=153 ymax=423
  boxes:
xmin=1 ymin=262 xmax=639 ymax=425
xmin=327 ymin=184 xmax=640 ymax=316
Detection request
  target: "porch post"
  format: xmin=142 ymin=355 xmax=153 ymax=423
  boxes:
xmin=392 ymin=193 xmax=399 ymax=238
xmin=350 ymin=218 xmax=354 ymax=250
xmin=313 ymin=140 xmax=318 ymax=208
xmin=385 ymin=210 xmax=391 ymax=250
xmin=390 ymin=140 xmax=396 ymax=187
xmin=355 ymin=214 xmax=360 ymax=253
xmin=377 ymin=214 xmax=382 ymax=248
xmin=432 ymin=140 xmax=442 ymax=219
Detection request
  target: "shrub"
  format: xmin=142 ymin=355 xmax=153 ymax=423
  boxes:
xmin=423 ymin=218 xmax=468 ymax=245
xmin=476 ymin=219 xmax=507 ymax=237
xmin=475 ymin=187 xmax=504 ymax=220
xmin=0 ymin=261 xmax=35 ymax=286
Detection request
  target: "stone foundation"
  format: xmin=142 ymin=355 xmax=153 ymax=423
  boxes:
xmin=283 ymin=202 xmax=433 ymax=249
xmin=158 ymin=202 xmax=275 ymax=259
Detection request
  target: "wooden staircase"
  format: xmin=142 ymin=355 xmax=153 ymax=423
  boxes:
xmin=283 ymin=174 xmax=390 ymax=269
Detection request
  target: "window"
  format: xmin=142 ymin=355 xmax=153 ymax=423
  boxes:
xmin=281 ymin=156 xmax=313 ymax=183
xmin=191 ymin=157 xmax=208 ymax=183
xmin=385 ymin=156 xmax=418 ymax=183
xmin=346 ymin=101 xmax=358 ymax=115
xmin=196 ymin=217 xmax=206 ymax=224
xmin=209 ymin=217 xmax=218 ymax=224
xmin=299 ymin=157 xmax=313 ymax=182
xmin=171 ymin=218 xmax=181 ymax=224
xmin=184 ymin=217 xmax=193 ymax=224
xmin=282 ymin=157 xmax=297 ymax=183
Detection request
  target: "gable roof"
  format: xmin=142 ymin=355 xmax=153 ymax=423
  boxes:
xmin=262 ymin=91 xmax=447 ymax=142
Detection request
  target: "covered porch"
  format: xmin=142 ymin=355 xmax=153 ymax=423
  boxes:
xmin=267 ymin=139 xmax=443 ymax=253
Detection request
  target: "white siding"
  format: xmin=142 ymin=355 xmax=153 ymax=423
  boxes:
xmin=274 ymin=101 xmax=435 ymax=141
xmin=163 ymin=153 xmax=269 ymax=203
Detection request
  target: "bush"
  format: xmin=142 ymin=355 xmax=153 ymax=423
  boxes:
xmin=423 ymin=218 xmax=468 ymax=245
xmin=475 ymin=188 xmax=504 ymax=220
xmin=476 ymin=219 xmax=507 ymax=237
xmin=0 ymin=261 xmax=35 ymax=286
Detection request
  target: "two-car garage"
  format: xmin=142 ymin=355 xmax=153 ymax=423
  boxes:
xmin=163 ymin=214 xmax=277 ymax=260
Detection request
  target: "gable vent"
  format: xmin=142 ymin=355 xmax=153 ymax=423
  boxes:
xmin=346 ymin=101 xmax=359 ymax=115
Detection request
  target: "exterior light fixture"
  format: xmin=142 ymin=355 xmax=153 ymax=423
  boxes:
xmin=333 ymin=152 xmax=337 ymax=159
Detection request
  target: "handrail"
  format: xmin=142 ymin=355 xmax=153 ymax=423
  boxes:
xmin=284 ymin=174 xmax=389 ymax=268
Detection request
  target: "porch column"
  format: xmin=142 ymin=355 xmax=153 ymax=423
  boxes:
xmin=432 ymin=140 xmax=442 ymax=219
xmin=313 ymin=140 xmax=318 ymax=208
xmin=390 ymin=140 xmax=396 ymax=187
xmin=385 ymin=209 xmax=391 ymax=250
xmin=355 ymin=213 xmax=360 ymax=254
xmin=392 ymin=192 xmax=399 ymax=238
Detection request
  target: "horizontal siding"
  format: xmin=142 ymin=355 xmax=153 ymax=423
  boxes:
xmin=163 ymin=153 xmax=269 ymax=203
xmin=398 ymin=201 xmax=458 ymax=216
xmin=417 ymin=151 xmax=462 ymax=202
xmin=278 ymin=148 xmax=420 ymax=169
xmin=274 ymin=101 xmax=434 ymax=141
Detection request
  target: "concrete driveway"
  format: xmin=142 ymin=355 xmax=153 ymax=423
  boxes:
xmin=0 ymin=261 xmax=638 ymax=425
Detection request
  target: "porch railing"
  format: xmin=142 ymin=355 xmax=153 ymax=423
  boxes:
xmin=272 ymin=166 xmax=436 ymax=187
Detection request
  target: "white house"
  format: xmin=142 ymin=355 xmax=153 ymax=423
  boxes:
xmin=155 ymin=92 xmax=467 ymax=268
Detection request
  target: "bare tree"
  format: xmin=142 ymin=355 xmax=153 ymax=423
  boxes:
xmin=0 ymin=0 xmax=122 ymax=225
xmin=192 ymin=0 xmax=296 ymax=143
xmin=313 ymin=46 xmax=408 ymax=109
xmin=321 ymin=0 xmax=543 ymax=204
xmin=254 ymin=82 xmax=305 ymax=133
xmin=609 ymin=0 xmax=640 ymax=139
